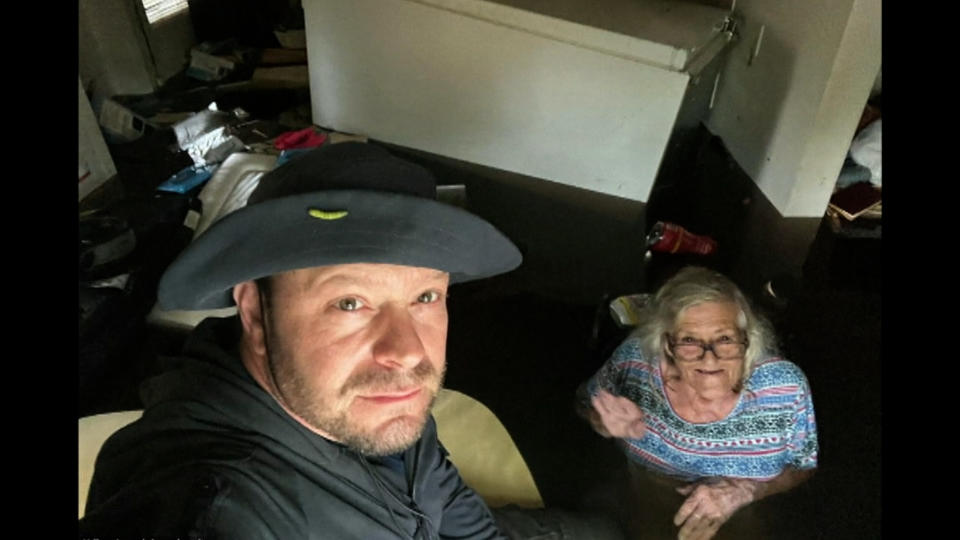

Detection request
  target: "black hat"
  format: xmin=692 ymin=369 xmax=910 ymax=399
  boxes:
xmin=157 ymin=143 xmax=522 ymax=310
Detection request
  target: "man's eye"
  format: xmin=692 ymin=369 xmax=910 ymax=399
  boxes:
xmin=336 ymin=297 xmax=364 ymax=311
xmin=417 ymin=290 xmax=441 ymax=304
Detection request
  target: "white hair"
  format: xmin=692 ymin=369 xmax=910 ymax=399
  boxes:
xmin=633 ymin=266 xmax=778 ymax=391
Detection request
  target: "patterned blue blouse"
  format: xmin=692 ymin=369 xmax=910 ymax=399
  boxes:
xmin=584 ymin=337 xmax=819 ymax=481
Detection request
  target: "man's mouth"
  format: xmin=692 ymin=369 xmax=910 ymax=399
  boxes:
xmin=357 ymin=388 xmax=422 ymax=404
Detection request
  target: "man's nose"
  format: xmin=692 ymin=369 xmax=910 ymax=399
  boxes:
xmin=371 ymin=304 xmax=427 ymax=370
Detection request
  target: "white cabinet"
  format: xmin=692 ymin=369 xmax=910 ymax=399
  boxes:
xmin=304 ymin=0 xmax=733 ymax=202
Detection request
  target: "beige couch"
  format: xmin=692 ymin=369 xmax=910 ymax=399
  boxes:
xmin=79 ymin=389 xmax=542 ymax=519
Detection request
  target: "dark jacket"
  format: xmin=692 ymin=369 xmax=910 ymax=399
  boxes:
xmin=80 ymin=316 xmax=504 ymax=539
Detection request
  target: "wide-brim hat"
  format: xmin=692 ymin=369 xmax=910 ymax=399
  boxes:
xmin=157 ymin=142 xmax=522 ymax=310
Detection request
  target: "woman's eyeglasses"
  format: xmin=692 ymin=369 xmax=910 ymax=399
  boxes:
xmin=665 ymin=334 xmax=748 ymax=361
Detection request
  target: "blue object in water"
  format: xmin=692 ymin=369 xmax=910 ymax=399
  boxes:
xmin=157 ymin=164 xmax=219 ymax=194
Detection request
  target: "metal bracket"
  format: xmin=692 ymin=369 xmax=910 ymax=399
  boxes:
xmin=716 ymin=15 xmax=741 ymax=42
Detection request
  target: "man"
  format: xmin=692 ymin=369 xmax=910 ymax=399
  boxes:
xmin=80 ymin=142 xmax=523 ymax=538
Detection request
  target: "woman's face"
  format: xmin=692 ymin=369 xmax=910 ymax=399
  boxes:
xmin=668 ymin=301 xmax=745 ymax=399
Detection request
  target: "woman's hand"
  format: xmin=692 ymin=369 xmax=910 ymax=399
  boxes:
xmin=589 ymin=389 xmax=647 ymax=439
xmin=673 ymin=477 xmax=757 ymax=540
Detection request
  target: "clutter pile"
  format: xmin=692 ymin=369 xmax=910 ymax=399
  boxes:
xmin=827 ymin=100 xmax=881 ymax=238
xmin=78 ymin=6 xmax=369 ymax=418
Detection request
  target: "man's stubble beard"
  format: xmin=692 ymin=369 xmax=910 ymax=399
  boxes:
xmin=268 ymin=344 xmax=446 ymax=457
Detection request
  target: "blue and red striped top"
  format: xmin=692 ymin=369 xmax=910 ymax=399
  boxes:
xmin=584 ymin=337 xmax=819 ymax=481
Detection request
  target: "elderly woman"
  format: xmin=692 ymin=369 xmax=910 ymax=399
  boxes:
xmin=577 ymin=266 xmax=818 ymax=540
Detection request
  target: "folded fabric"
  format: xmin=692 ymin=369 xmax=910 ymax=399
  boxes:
xmin=835 ymin=157 xmax=873 ymax=189
xmin=849 ymin=119 xmax=881 ymax=186
xmin=273 ymin=127 xmax=328 ymax=150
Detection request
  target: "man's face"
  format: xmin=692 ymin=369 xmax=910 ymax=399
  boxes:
xmin=256 ymin=263 xmax=449 ymax=456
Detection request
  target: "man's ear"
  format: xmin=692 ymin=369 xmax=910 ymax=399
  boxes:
xmin=234 ymin=281 xmax=266 ymax=356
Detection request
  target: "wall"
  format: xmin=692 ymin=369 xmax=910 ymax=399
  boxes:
xmin=705 ymin=0 xmax=881 ymax=217
xmin=783 ymin=0 xmax=881 ymax=215
xmin=144 ymin=10 xmax=197 ymax=82
xmin=78 ymin=0 xmax=157 ymax=100
xmin=870 ymin=64 xmax=881 ymax=98
xmin=79 ymin=0 xmax=198 ymax=99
